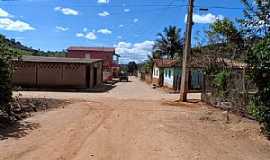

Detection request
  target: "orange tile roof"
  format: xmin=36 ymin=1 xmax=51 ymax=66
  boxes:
xmin=153 ymin=59 xmax=178 ymax=68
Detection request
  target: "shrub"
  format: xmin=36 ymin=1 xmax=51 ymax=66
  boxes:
xmin=213 ymin=70 xmax=231 ymax=98
xmin=0 ymin=57 xmax=12 ymax=114
xmin=247 ymin=36 xmax=270 ymax=138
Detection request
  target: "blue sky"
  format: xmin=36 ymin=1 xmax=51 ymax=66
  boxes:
xmin=0 ymin=0 xmax=244 ymax=64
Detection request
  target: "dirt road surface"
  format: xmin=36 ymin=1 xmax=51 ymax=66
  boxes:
xmin=1 ymin=77 xmax=270 ymax=160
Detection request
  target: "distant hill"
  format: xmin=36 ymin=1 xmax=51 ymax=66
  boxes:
xmin=0 ymin=34 xmax=66 ymax=57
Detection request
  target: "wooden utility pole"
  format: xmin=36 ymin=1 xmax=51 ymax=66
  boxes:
xmin=179 ymin=0 xmax=194 ymax=102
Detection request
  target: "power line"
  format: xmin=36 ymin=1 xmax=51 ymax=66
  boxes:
xmin=0 ymin=2 xmax=244 ymax=10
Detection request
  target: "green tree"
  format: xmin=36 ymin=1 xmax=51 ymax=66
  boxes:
xmin=153 ymin=26 xmax=184 ymax=59
xmin=127 ymin=61 xmax=138 ymax=75
xmin=0 ymin=41 xmax=13 ymax=115
xmin=247 ymin=36 xmax=270 ymax=137
xmin=205 ymin=18 xmax=244 ymax=60
xmin=240 ymin=0 xmax=270 ymax=37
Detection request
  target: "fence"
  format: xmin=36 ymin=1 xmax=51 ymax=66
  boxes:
xmin=202 ymin=68 xmax=257 ymax=116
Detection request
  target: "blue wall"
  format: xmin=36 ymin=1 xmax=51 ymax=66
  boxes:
xmin=163 ymin=67 xmax=203 ymax=90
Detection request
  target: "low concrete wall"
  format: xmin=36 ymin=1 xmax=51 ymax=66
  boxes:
xmin=12 ymin=61 xmax=103 ymax=89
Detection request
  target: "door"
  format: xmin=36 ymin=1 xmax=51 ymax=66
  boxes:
xmin=86 ymin=66 xmax=90 ymax=88
xmin=159 ymin=74 xmax=164 ymax=87
xmin=93 ymin=67 xmax=98 ymax=86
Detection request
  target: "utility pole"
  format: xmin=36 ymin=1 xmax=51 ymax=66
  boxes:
xmin=179 ymin=0 xmax=194 ymax=102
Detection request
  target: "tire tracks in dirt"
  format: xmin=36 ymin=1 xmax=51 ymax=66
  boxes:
xmin=0 ymin=101 xmax=114 ymax=160
xmin=60 ymin=102 xmax=114 ymax=160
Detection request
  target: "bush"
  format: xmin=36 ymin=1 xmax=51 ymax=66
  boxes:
xmin=247 ymin=36 xmax=270 ymax=138
xmin=213 ymin=70 xmax=231 ymax=97
xmin=248 ymin=100 xmax=264 ymax=121
xmin=0 ymin=57 xmax=12 ymax=114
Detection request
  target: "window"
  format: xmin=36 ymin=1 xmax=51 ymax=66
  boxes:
xmin=168 ymin=70 xmax=171 ymax=78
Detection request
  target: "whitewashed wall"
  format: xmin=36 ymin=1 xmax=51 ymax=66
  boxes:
xmin=152 ymin=66 xmax=160 ymax=79
xmin=163 ymin=68 xmax=174 ymax=88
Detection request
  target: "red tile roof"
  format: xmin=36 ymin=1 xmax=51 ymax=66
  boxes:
xmin=153 ymin=58 xmax=246 ymax=69
xmin=153 ymin=59 xmax=178 ymax=68
xmin=67 ymin=46 xmax=115 ymax=52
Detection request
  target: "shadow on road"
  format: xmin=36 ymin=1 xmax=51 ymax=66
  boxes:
xmin=14 ymin=83 xmax=117 ymax=93
xmin=0 ymin=121 xmax=40 ymax=140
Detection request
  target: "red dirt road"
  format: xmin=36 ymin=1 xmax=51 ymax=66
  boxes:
xmin=1 ymin=77 xmax=270 ymax=160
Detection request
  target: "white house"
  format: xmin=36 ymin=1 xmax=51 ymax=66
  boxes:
xmin=152 ymin=59 xmax=204 ymax=91
xmin=152 ymin=59 xmax=178 ymax=87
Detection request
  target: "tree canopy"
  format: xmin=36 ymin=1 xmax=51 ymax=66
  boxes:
xmin=153 ymin=26 xmax=184 ymax=60
xmin=240 ymin=0 xmax=270 ymax=37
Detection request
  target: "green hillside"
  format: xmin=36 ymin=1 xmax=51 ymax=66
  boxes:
xmin=0 ymin=34 xmax=66 ymax=57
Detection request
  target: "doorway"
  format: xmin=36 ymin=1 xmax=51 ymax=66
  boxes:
xmin=93 ymin=67 xmax=98 ymax=87
xmin=86 ymin=66 xmax=90 ymax=88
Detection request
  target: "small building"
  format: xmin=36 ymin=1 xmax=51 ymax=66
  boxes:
xmin=12 ymin=56 xmax=103 ymax=89
xmin=67 ymin=46 xmax=120 ymax=81
xmin=152 ymin=59 xmax=204 ymax=91
xmin=152 ymin=59 xmax=177 ymax=87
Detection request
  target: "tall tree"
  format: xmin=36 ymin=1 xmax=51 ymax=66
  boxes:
xmin=240 ymin=0 xmax=270 ymax=137
xmin=204 ymin=19 xmax=245 ymax=60
xmin=153 ymin=26 xmax=184 ymax=59
xmin=240 ymin=0 xmax=270 ymax=37
xmin=246 ymin=36 xmax=270 ymax=137
xmin=0 ymin=38 xmax=13 ymax=115
xmin=127 ymin=61 xmax=138 ymax=75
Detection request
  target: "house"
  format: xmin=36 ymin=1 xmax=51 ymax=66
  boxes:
xmin=152 ymin=59 xmax=177 ymax=87
xmin=152 ymin=59 xmax=204 ymax=91
xmin=67 ymin=47 xmax=120 ymax=81
xmin=12 ymin=56 xmax=103 ymax=89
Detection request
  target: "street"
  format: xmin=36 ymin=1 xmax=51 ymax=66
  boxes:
xmin=0 ymin=77 xmax=270 ymax=160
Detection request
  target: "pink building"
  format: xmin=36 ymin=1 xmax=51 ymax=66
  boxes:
xmin=67 ymin=47 xmax=120 ymax=81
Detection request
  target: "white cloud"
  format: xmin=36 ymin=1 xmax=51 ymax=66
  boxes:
xmin=76 ymin=33 xmax=84 ymax=37
xmin=185 ymin=13 xmax=224 ymax=24
xmin=85 ymin=32 xmax=97 ymax=40
xmin=97 ymin=0 xmax=110 ymax=4
xmin=124 ymin=9 xmax=130 ymax=12
xmin=0 ymin=18 xmax=35 ymax=32
xmin=97 ymin=28 xmax=112 ymax=34
xmin=83 ymin=27 xmax=88 ymax=32
xmin=56 ymin=26 xmax=69 ymax=31
xmin=133 ymin=18 xmax=139 ymax=23
xmin=98 ymin=11 xmax=110 ymax=17
xmin=76 ymin=31 xmax=97 ymax=40
xmin=0 ymin=8 xmax=10 ymax=17
xmin=119 ymin=24 xmax=124 ymax=28
xmin=54 ymin=7 xmax=79 ymax=16
xmin=114 ymin=40 xmax=154 ymax=64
